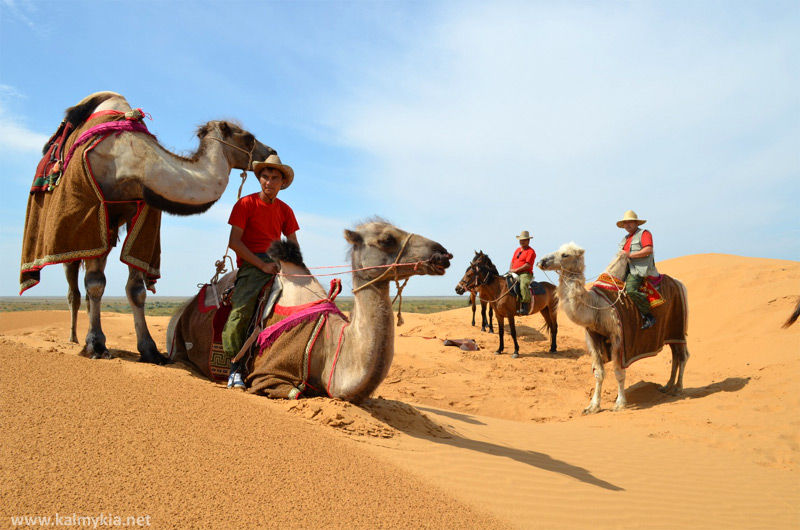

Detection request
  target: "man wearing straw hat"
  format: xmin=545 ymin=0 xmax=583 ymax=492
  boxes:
xmin=510 ymin=230 xmax=536 ymax=315
xmin=223 ymin=154 xmax=299 ymax=390
xmin=617 ymin=210 xmax=658 ymax=330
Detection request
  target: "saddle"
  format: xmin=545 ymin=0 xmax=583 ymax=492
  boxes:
xmin=503 ymin=273 xmax=546 ymax=300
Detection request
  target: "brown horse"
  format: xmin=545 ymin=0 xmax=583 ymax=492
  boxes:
xmin=455 ymin=269 xmax=494 ymax=333
xmin=461 ymin=251 xmax=558 ymax=358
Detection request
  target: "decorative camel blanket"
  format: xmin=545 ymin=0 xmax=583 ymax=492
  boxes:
xmin=593 ymin=272 xmax=664 ymax=308
xmin=20 ymin=111 xmax=162 ymax=293
xmin=247 ymin=302 xmax=347 ymax=399
xmin=591 ymin=275 xmax=687 ymax=368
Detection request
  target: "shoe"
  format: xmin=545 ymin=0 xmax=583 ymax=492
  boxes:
xmin=517 ymin=303 xmax=530 ymax=316
xmin=641 ymin=314 xmax=656 ymax=330
xmin=227 ymin=371 xmax=246 ymax=390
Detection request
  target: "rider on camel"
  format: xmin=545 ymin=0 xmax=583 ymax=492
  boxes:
xmin=223 ymin=154 xmax=299 ymax=390
xmin=617 ymin=210 xmax=658 ymax=330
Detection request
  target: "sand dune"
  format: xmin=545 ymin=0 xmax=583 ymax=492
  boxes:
xmin=1 ymin=254 xmax=798 ymax=528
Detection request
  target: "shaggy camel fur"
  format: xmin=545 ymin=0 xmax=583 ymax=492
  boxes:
xmin=54 ymin=92 xmax=274 ymax=363
xmin=538 ymin=242 xmax=689 ymax=413
xmin=461 ymin=251 xmax=558 ymax=357
xmin=168 ymin=220 xmax=452 ymax=402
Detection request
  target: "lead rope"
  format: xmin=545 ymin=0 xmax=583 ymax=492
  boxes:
xmin=201 ymin=136 xmax=258 ymax=297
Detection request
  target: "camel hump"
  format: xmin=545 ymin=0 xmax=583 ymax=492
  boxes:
xmin=268 ymin=239 xmax=304 ymax=267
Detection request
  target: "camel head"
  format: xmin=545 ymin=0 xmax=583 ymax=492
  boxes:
xmin=604 ymin=250 xmax=630 ymax=279
xmin=538 ymin=242 xmax=586 ymax=275
xmin=197 ymin=120 xmax=275 ymax=171
xmin=344 ymin=219 xmax=452 ymax=285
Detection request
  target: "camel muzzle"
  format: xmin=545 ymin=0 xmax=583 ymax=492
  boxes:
xmin=427 ymin=251 xmax=452 ymax=275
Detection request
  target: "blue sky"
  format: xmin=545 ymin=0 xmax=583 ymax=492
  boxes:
xmin=1 ymin=1 xmax=798 ymax=298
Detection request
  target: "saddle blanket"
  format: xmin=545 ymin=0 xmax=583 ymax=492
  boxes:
xmin=591 ymin=275 xmax=687 ymax=368
xmin=593 ymin=272 xmax=664 ymax=309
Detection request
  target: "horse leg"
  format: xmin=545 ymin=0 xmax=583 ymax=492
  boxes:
xmin=470 ymin=292 xmax=476 ymax=326
xmin=83 ymin=256 xmax=109 ymax=359
xmin=509 ymin=316 xmax=519 ymax=358
xmin=480 ymin=299 xmax=488 ymax=332
xmin=495 ymin=316 xmax=504 ymax=354
xmin=583 ymin=330 xmax=605 ymax=414
xmin=660 ymin=342 xmax=689 ymax=394
xmin=64 ymin=261 xmax=81 ymax=343
xmin=488 ymin=305 xmax=494 ymax=333
xmin=125 ymin=266 xmax=170 ymax=365
xmin=543 ymin=305 xmax=558 ymax=353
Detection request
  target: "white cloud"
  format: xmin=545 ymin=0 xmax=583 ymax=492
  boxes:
xmin=0 ymin=85 xmax=48 ymax=153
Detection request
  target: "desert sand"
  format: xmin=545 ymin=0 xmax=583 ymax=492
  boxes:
xmin=1 ymin=253 xmax=798 ymax=529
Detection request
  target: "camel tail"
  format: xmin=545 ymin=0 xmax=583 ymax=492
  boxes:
xmin=783 ymin=298 xmax=800 ymax=328
xmin=166 ymin=297 xmax=194 ymax=361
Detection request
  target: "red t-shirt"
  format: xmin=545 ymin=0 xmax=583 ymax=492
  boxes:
xmin=511 ymin=246 xmax=536 ymax=273
xmin=228 ymin=194 xmax=299 ymax=266
xmin=623 ymin=229 xmax=653 ymax=252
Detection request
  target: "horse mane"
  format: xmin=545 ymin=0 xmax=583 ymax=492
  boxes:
xmin=475 ymin=251 xmax=500 ymax=277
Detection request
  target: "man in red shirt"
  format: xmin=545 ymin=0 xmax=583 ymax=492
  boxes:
xmin=617 ymin=210 xmax=658 ymax=329
xmin=510 ymin=230 xmax=536 ymax=315
xmin=222 ymin=154 xmax=299 ymax=390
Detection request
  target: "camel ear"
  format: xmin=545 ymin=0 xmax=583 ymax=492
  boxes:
xmin=344 ymin=229 xmax=362 ymax=245
xmin=219 ymin=122 xmax=232 ymax=138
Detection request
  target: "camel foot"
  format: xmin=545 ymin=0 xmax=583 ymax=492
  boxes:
xmin=613 ymin=402 xmax=627 ymax=412
xmin=511 ymin=352 xmax=519 ymax=359
xmin=139 ymin=351 xmax=172 ymax=365
xmin=89 ymin=349 xmax=110 ymax=360
xmin=582 ymin=404 xmax=600 ymax=415
xmin=658 ymin=384 xmax=681 ymax=396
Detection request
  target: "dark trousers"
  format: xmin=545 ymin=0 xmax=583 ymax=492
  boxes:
xmin=625 ymin=272 xmax=652 ymax=317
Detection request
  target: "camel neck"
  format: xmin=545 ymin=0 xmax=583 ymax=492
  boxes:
xmin=328 ymin=278 xmax=394 ymax=401
xmin=558 ymin=270 xmax=596 ymax=327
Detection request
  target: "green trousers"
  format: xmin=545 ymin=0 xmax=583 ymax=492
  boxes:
xmin=222 ymin=255 xmax=273 ymax=363
xmin=625 ymin=272 xmax=652 ymax=317
xmin=518 ymin=272 xmax=532 ymax=303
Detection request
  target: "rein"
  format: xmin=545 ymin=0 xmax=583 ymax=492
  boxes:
xmin=543 ymin=267 xmax=625 ymax=310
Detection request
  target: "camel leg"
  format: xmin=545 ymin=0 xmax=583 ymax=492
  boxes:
xmin=83 ymin=257 xmax=110 ymax=359
xmin=583 ymin=331 xmax=604 ymax=414
xmin=613 ymin=364 xmax=627 ymax=411
xmin=660 ymin=343 xmax=689 ymax=394
xmin=509 ymin=316 xmax=520 ymax=358
xmin=64 ymin=261 xmax=81 ymax=343
xmin=125 ymin=266 xmax=170 ymax=365
xmin=495 ymin=317 xmax=504 ymax=354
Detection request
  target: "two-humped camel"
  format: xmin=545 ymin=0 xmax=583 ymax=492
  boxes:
xmin=538 ymin=243 xmax=689 ymax=413
xmin=168 ymin=219 xmax=452 ymax=402
xmin=44 ymin=92 xmax=274 ymax=364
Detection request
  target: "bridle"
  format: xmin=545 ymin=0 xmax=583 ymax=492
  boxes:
xmin=206 ymin=131 xmax=259 ymax=200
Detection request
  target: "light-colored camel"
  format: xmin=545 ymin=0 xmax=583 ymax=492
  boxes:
xmin=167 ymin=219 xmax=452 ymax=402
xmin=538 ymin=242 xmax=690 ymax=413
xmin=58 ymin=92 xmax=274 ymax=364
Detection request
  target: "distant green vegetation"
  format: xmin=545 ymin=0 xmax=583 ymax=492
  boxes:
xmin=0 ymin=296 xmax=470 ymax=315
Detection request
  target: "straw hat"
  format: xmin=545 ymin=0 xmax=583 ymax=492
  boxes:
xmin=616 ymin=210 xmax=646 ymax=228
xmin=252 ymin=154 xmax=294 ymax=189
xmin=516 ymin=230 xmax=532 ymax=240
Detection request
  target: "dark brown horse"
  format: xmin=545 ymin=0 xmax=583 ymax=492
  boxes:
xmin=455 ymin=269 xmax=494 ymax=333
xmin=461 ymin=251 xmax=558 ymax=358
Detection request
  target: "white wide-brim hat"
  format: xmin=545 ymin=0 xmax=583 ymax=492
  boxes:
xmin=252 ymin=154 xmax=294 ymax=189
xmin=516 ymin=230 xmax=532 ymax=240
xmin=616 ymin=210 xmax=646 ymax=228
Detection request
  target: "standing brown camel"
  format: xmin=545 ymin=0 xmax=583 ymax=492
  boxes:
xmin=455 ymin=270 xmax=494 ymax=333
xmin=21 ymin=91 xmax=274 ymax=364
xmin=167 ymin=219 xmax=452 ymax=402
xmin=538 ymin=242 xmax=689 ymax=413
xmin=461 ymin=251 xmax=558 ymax=358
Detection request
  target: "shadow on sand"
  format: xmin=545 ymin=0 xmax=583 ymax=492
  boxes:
xmin=625 ymin=377 xmax=750 ymax=410
xmin=363 ymin=398 xmax=624 ymax=492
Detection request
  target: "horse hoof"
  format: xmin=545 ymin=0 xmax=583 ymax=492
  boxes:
xmin=494 ymin=351 xmax=502 ymax=355
xmin=549 ymin=348 xmax=557 ymax=353
xmin=511 ymin=352 xmax=519 ymax=359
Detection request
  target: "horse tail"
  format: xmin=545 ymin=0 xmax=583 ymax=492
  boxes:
xmin=783 ymin=298 xmax=800 ymax=328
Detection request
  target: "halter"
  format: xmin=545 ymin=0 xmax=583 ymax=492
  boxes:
xmin=467 ymin=255 xmax=519 ymax=304
xmin=351 ymin=232 xmax=417 ymax=326
xmin=206 ymin=133 xmax=258 ymax=200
